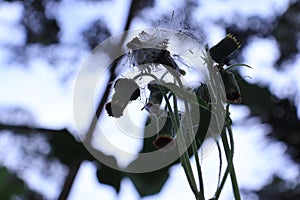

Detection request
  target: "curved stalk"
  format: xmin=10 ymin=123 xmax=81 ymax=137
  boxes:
xmin=161 ymin=81 xmax=199 ymax=196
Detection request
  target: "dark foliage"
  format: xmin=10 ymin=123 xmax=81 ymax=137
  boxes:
xmin=82 ymin=19 xmax=111 ymax=50
xmin=22 ymin=0 xmax=59 ymax=44
xmin=0 ymin=0 xmax=300 ymax=199
xmin=243 ymin=176 xmax=300 ymax=200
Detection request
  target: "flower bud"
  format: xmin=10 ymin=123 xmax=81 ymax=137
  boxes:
xmin=158 ymin=49 xmax=186 ymax=76
xmin=105 ymin=78 xmax=140 ymax=118
xmin=105 ymin=102 xmax=124 ymax=118
xmin=195 ymin=83 xmax=210 ymax=104
xmin=209 ymin=34 xmax=241 ymax=66
xmin=145 ymin=81 xmax=170 ymax=112
xmin=193 ymin=83 xmax=212 ymax=147
xmin=220 ymin=69 xmax=241 ymax=104
xmin=127 ymin=35 xmax=185 ymax=76
xmin=152 ymin=115 xmax=176 ymax=151
xmin=114 ymin=78 xmax=140 ymax=101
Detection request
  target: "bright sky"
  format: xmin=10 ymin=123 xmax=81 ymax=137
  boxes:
xmin=0 ymin=0 xmax=299 ymax=200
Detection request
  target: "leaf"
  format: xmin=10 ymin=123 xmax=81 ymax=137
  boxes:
xmin=121 ymin=117 xmax=171 ymax=197
xmin=22 ymin=0 xmax=59 ymax=44
xmin=238 ymin=75 xmax=274 ymax=120
xmin=0 ymin=167 xmax=26 ymax=199
xmin=127 ymin=167 xmax=170 ymax=197
xmin=96 ymin=157 xmax=123 ymax=193
xmin=47 ymin=129 xmax=93 ymax=166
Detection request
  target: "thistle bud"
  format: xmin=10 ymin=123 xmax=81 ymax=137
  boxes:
xmin=158 ymin=49 xmax=186 ymax=76
xmin=152 ymin=116 xmax=176 ymax=151
xmin=145 ymin=81 xmax=170 ymax=112
xmin=105 ymin=102 xmax=124 ymax=118
xmin=127 ymin=35 xmax=185 ymax=76
xmin=105 ymin=78 xmax=140 ymax=118
xmin=195 ymin=83 xmax=210 ymax=104
xmin=193 ymin=83 xmax=212 ymax=147
xmin=220 ymin=69 xmax=241 ymax=104
xmin=209 ymin=34 xmax=241 ymax=66
xmin=114 ymin=78 xmax=140 ymax=101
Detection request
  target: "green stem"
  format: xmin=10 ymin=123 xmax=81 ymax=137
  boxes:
xmin=137 ymin=71 xmax=199 ymax=196
xmin=176 ymin=77 xmax=205 ymax=200
xmin=132 ymin=72 xmax=158 ymax=81
xmin=226 ymin=118 xmax=241 ymax=200
xmin=192 ymin=140 xmax=205 ymax=199
xmin=162 ymin=83 xmax=199 ymax=197
xmin=172 ymin=94 xmax=180 ymax=127
xmin=214 ymin=127 xmax=232 ymax=199
xmin=215 ymin=105 xmax=240 ymax=200
xmin=216 ymin=140 xmax=222 ymax=189
xmin=226 ymin=63 xmax=253 ymax=71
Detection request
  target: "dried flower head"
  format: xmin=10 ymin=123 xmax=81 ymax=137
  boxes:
xmin=209 ymin=34 xmax=241 ymax=66
xmin=114 ymin=78 xmax=140 ymax=101
xmin=127 ymin=31 xmax=185 ymax=76
xmin=105 ymin=102 xmax=124 ymax=118
xmin=105 ymin=78 xmax=140 ymax=118
xmin=152 ymin=115 xmax=175 ymax=151
xmin=219 ymin=69 xmax=241 ymax=104
xmin=144 ymin=80 xmax=170 ymax=113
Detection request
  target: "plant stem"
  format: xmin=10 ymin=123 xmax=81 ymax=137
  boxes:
xmin=215 ymin=105 xmax=241 ymax=200
xmin=216 ymin=140 xmax=222 ymax=189
xmin=226 ymin=117 xmax=241 ymax=200
xmin=214 ymin=127 xmax=232 ymax=199
xmin=175 ymin=76 xmax=205 ymax=200
xmin=162 ymin=82 xmax=199 ymax=196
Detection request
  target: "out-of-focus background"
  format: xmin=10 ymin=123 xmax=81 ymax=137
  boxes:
xmin=0 ymin=0 xmax=300 ymax=199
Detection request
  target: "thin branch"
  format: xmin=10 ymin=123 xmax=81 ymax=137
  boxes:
xmin=216 ymin=139 xmax=222 ymax=189
xmin=0 ymin=123 xmax=88 ymax=200
xmin=85 ymin=0 xmax=139 ymax=143
xmin=226 ymin=120 xmax=241 ymax=200
xmin=58 ymin=1 xmax=139 ymax=199
xmin=0 ymin=123 xmax=69 ymax=135
xmin=58 ymin=157 xmax=84 ymax=200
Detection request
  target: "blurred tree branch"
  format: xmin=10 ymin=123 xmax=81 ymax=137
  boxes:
xmin=59 ymin=0 xmax=142 ymax=199
xmin=0 ymin=123 xmax=68 ymax=135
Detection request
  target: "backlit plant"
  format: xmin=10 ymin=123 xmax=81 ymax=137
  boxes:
xmin=105 ymin=29 xmax=251 ymax=200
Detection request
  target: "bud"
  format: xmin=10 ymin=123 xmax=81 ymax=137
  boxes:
xmin=195 ymin=83 xmax=210 ymax=104
xmin=144 ymin=80 xmax=170 ymax=113
xmin=127 ymin=34 xmax=185 ymax=76
xmin=158 ymin=49 xmax=186 ymax=76
xmin=114 ymin=78 xmax=140 ymax=101
xmin=152 ymin=115 xmax=176 ymax=151
xmin=105 ymin=102 xmax=124 ymax=118
xmin=105 ymin=78 xmax=140 ymax=118
xmin=220 ymin=69 xmax=241 ymax=104
xmin=209 ymin=34 xmax=241 ymax=66
xmin=194 ymin=83 xmax=212 ymax=147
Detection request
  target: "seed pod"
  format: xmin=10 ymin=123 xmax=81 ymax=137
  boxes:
xmin=193 ymin=83 xmax=212 ymax=148
xmin=105 ymin=78 xmax=140 ymax=118
xmin=145 ymin=81 xmax=170 ymax=113
xmin=220 ymin=69 xmax=241 ymax=104
xmin=105 ymin=102 xmax=124 ymax=118
xmin=209 ymin=34 xmax=241 ymax=66
xmin=157 ymin=49 xmax=186 ymax=76
xmin=114 ymin=78 xmax=140 ymax=101
xmin=195 ymin=83 xmax=210 ymax=104
xmin=127 ymin=37 xmax=185 ymax=76
xmin=152 ymin=115 xmax=176 ymax=151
